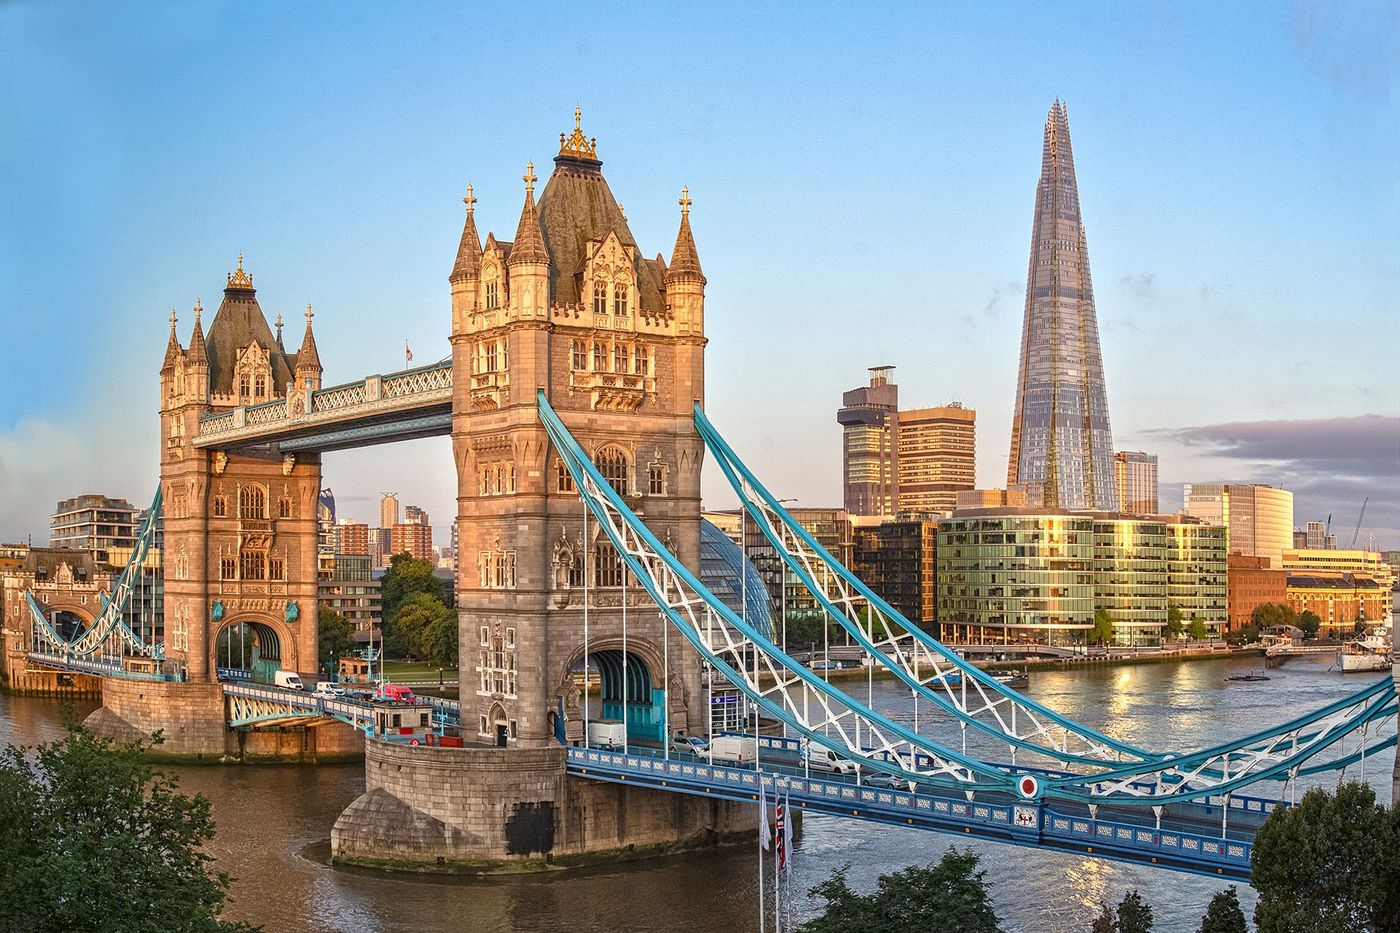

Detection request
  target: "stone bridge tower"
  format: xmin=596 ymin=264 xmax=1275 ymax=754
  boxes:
xmin=159 ymin=259 xmax=323 ymax=683
xmin=450 ymin=111 xmax=708 ymax=748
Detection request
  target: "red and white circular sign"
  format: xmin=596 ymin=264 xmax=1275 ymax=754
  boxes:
xmin=1018 ymin=775 xmax=1039 ymax=799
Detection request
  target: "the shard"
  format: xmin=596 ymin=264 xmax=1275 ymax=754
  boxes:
xmin=1007 ymin=101 xmax=1117 ymax=511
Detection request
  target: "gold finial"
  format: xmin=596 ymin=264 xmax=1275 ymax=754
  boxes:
xmin=523 ymin=162 xmax=537 ymax=195
xmin=558 ymin=108 xmax=598 ymax=160
xmin=463 ymin=183 xmax=476 ymax=215
xmin=679 ymin=186 xmax=692 ymax=217
xmin=226 ymin=252 xmax=253 ymax=288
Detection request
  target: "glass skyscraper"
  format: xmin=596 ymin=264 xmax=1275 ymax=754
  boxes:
xmin=1007 ymin=101 xmax=1117 ymax=510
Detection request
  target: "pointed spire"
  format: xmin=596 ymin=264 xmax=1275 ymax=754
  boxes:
xmin=296 ymin=302 xmax=321 ymax=373
xmin=161 ymin=308 xmax=182 ymax=372
xmin=450 ymin=182 xmax=482 ymax=281
xmin=187 ymin=298 xmax=207 ymax=363
xmin=508 ymin=162 xmax=549 ymax=267
xmin=274 ymin=312 xmax=286 ymax=351
xmin=226 ymin=252 xmax=254 ymax=291
xmin=666 ymin=186 xmax=704 ymax=284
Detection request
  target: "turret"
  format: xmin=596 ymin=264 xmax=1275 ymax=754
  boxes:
xmin=665 ymin=186 xmax=706 ymax=338
xmin=185 ymin=297 xmax=209 ymax=403
xmin=507 ymin=162 xmax=549 ymax=320
xmin=450 ymin=184 xmax=482 ymax=335
xmin=295 ymin=303 xmax=322 ymax=391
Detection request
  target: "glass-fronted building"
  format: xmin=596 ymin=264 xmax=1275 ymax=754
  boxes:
xmin=699 ymin=519 xmax=772 ymax=640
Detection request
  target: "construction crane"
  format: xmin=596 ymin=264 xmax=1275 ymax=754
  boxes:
xmin=1349 ymin=498 xmax=1368 ymax=549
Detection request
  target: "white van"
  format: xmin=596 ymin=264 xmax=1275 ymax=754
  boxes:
xmin=586 ymin=720 xmax=627 ymax=749
xmin=273 ymin=671 xmax=305 ymax=691
xmin=807 ymin=745 xmax=861 ymax=775
xmin=709 ymin=736 xmax=758 ymax=764
xmin=312 ymin=681 xmax=346 ymax=699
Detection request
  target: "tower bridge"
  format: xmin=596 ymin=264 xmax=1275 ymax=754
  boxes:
xmin=10 ymin=110 xmax=1398 ymax=876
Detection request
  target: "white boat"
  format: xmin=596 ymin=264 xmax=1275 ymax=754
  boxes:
xmin=1336 ymin=634 xmax=1393 ymax=673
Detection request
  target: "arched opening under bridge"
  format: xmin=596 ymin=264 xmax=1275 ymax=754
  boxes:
xmin=573 ymin=647 xmax=665 ymax=744
xmin=214 ymin=619 xmax=283 ymax=682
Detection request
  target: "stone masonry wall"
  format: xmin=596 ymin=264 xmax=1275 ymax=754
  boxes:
xmin=332 ymin=741 xmax=753 ymax=872
xmin=84 ymin=679 xmax=229 ymax=758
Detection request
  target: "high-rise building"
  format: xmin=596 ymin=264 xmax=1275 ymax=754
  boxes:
xmin=1299 ymin=520 xmax=1336 ymax=550
xmin=852 ymin=519 xmax=938 ymax=635
xmin=896 ymin=405 xmax=975 ymax=515
xmin=334 ymin=520 xmax=369 ymax=556
xmin=50 ymin=494 xmax=138 ymax=567
xmin=744 ymin=508 xmax=853 ymax=626
xmin=1183 ymin=483 xmax=1293 ymax=568
xmin=838 ymin=367 xmax=975 ymax=517
xmin=392 ymin=505 xmax=433 ymax=562
xmin=1007 ymin=101 xmax=1117 ymax=510
xmin=837 ymin=366 xmax=899 ymax=516
xmin=1114 ymin=451 xmax=1158 ymax=515
xmin=379 ymin=493 xmax=399 ymax=530
xmin=317 ymin=488 xmax=336 ymax=553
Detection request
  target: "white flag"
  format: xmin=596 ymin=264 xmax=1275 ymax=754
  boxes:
xmin=759 ymin=781 xmax=771 ymax=851
xmin=782 ymin=790 xmax=794 ymax=876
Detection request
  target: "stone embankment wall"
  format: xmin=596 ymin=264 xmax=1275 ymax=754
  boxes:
xmin=332 ymin=741 xmax=753 ymax=873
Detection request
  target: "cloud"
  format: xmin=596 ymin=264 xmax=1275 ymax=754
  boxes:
xmin=1117 ymin=272 xmax=1158 ymax=300
xmin=983 ymin=280 xmax=1022 ymax=318
xmin=1292 ymin=0 xmax=1399 ymax=96
xmin=1150 ymin=415 xmax=1400 ymax=548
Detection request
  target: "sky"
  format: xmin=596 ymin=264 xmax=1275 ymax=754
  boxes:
xmin=1 ymin=2 xmax=1397 ymax=548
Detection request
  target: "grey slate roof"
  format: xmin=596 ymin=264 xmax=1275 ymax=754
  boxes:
xmin=205 ymin=283 xmax=296 ymax=396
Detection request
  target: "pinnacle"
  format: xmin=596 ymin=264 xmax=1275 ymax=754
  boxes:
xmin=296 ymin=303 xmax=321 ymax=372
xmin=508 ymin=170 xmax=549 ymax=267
xmin=187 ymin=299 xmax=207 ymax=363
xmin=666 ymin=191 xmax=704 ymax=285
xmin=451 ymin=185 xmax=482 ymax=281
xmin=161 ymin=309 xmax=182 ymax=372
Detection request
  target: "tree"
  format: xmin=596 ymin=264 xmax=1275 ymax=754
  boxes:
xmin=1197 ymin=887 xmax=1246 ymax=933
xmin=1165 ymin=605 xmax=1185 ymax=640
xmin=1188 ymin=618 xmax=1209 ymax=641
xmin=1251 ymin=781 xmax=1397 ymax=932
xmin=1251 ymin=602 xmax=1298 ymax=632
xmin=1091 ymin=608 xmax=1115 ymax=646
xmin=0 ymin=725 xmax=257 ymax=932
xmin=801 ymin=848 xmax=1001 ymax=933
xmin=1115 ymin=890 xmax=1153 ymax=933
xmin=383 ymin=591 xmax=448 ymax=659
xmin=1297 ymin=609 xmax=1322 ymax=639
xmin=419 ymin=603 xmax=459 ymax=669
xmin=1091 ymin=901 xmax=1117 ymax=933
xmin=380 ymin=552 xmax=443 ymax=625
xmin=318 ymin=605 xmax=355 ymax=668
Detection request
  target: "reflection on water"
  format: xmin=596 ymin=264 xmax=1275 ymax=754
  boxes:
xmin=0 ymin=655 xmax=1392 ymax=933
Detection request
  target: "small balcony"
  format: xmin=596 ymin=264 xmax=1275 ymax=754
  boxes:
xmin=470 ymin=370 xmax=510 ymax=411
xmin=569 ymin=370 xmax=655 ymax=412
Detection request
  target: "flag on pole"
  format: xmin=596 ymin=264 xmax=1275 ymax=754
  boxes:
xmin=759 ymin=780 xmax=771 ymax=851
xmin=405 ymin=340 xmax=413 ymax=365
xmin=775 ymin=792 xmax=786 ymax=872
xmin=782 ymin=790 xmax=794 ymax=877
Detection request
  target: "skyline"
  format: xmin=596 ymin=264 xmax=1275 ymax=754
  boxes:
xmin=1 ymin=4 xmax=1397 ymax=547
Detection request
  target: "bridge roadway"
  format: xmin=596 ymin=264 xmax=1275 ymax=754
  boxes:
xmin=567 ymin=735 xmax=1269 ymax=880
xmin=220 ymin=681 xmax=461 ymax=734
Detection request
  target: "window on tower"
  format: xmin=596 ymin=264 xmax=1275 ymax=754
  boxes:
xmin=597 ymin=447 xmax=630 ymax=496
xmin=556 ymin=458 xmax=575 ymax=493
xmin=593 ymin=280 xmax=607 ymax=315
xmin=613 ymin=284 xmax=628 ymax=316
xmin=592 ymin=342 xmax=605 ymax=372
xmin=571 ymin=339 xmax=587 ymax=371
xmin=239 ymin=373 xmax=250 ymax=399
xmin=238 ymin=484 xmax=267 ymax=520
xmin=613 ymin=344 xmax=627 ymax=373
xmin=254 ymin=375 xmax=266 ymax=398
xmin=633 ymin=345 xmax=648 ymax=376
xmin=486 ymin=280 xmax=500 ymax=309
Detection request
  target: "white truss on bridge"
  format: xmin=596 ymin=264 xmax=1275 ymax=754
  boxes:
xmin=193 ymin=360 xmax=453 ymax=448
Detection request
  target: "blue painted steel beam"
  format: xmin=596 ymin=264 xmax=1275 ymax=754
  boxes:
xmin=273 ymin=411 xmax=451 ymax=453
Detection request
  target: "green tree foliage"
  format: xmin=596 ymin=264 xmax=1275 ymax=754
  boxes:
xmin=380 ymin=552 xmax=443 ymax=625
xmin=1250 ymin=602 xmax=1299 ymax=631
xmin=317 ymin=605 xmax=355 ymax=667
xmin=1196 ymin=887 xmax=1247 ymax=933
xmin=1188 ymin=618 xmax=1209 ymax=641
xmin=801 ymin=848 xmax=1001 ymax=933
xmin=419 ymin=604 xmax=459 ymax=669
xmin=1297 ymin=609 xmax=1322 ymax=639
xmin=1091 ymin=608 xmax=1115 ymax=646
xmin=1251 ymin=781 xmax=1398 ymax=933
xmin=1165 ymin=604 xmax=1185 ymax=640
xmin=1228 ymin=622 xmax=1261 ymax=646
xmin=783 ymin=613 xmax=826 ymax=650
xmin=383 ymin=592 xmax=456 ymax=666
xmin=1091 ymin=901 xmax=1117 ymax=933
xmin=1115 ymin=890 xmax=1154 ymax=933
xmin=0 ymin=726 xmax=257 ymax=932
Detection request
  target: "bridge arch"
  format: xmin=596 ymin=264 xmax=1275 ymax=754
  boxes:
xmin=213 ymin=615 xmax=292 ymax=681
xmin=560 ymin=637 xmax=669 ymax=744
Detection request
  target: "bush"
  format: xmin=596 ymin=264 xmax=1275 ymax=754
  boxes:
xmin=801 ymin=848 xmax=1001 ymax=932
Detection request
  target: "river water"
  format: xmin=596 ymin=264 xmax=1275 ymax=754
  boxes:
xmin=2 ymin=654 xmax=1392 ymax=933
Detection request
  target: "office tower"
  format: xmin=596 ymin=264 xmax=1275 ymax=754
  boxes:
xmin=50 ymin=494 xmax=137 ymax=566
xmin=379 ymin=493 xmax=399 ymax=530
xmin=1114 ymin=451 xmax=1158 ymax=515
xmin=896 ymin=404 xmax=975 ymax=515
xmin=837 ymin=366 xmax=899 ymax=516
xmin=1183 ymin=483 xmax=1294 ymax=568
xmin=334 ymin=520 xmax=369 ymax=556
xmin=392 ymin=505 xmax=433 ymax=562
xmin=1007 ymin=101 xmax=1117 ymax=510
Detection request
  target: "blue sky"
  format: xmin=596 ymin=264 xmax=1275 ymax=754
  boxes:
xmin=1 ymin=2 xmax=1396 ymax=546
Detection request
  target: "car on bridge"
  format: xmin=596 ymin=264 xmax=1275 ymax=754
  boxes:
xmin=669 ymin=734 xmax=709 ymax=756
xmin=312 ymin=682 xmax=347 ymax=699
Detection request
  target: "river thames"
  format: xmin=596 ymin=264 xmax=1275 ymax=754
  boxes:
xmin=2 ymin=653 xmax=1392 ymax=933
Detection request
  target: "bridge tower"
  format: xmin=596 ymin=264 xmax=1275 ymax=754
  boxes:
xmin=158 ymin=260 xmax=322 ymax=685
xmin=450 ymin=111 xmax=708 ymax=749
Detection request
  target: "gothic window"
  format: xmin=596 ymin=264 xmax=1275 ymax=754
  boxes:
xmin=485 ymin=341 xmax=498 ymax=372
xmin=239 ymin=550 xmax=266 ymax=581
xmin=478 ymin=552 xmax=490 ymax=588
xmin=555 ymin=458 xmax=574 ymax=493
xmin=477 ymin=627 xmax=518 ymax=698
xmin=220 ymin=556 xmax=236 ymax=580
xmin=254 ymin=375 xmax=266 ymax=398
xmin=478 ymin=467 xmax=490 ymax=497
xmin=486 ymin=280 xmax=500 ymax=309
xmin=613 ymin=343 xmax=627 ymax=373
xmin=239 ymin=373 xmax=250 ymax=399
xmin=593 ymin=542 xmax=624 ymax=587
xmin=613 ymin=284 xmax=628 ymax=316
xmin=633 ymin=345 xmax=648 ymax=376
xmin=592 ymin=341 xmax=605 ymax=371
xmin=648 ymin=462 xmax=668 ymax=496
xmin=278 ymin=496 xmax=291 ymax=518
xmin=571 ymin=339 xmax=587 ymax=370
xmin=212 ymin=496 xmax=227 ymax=518
xmin=597 ymin=447 xmax=630 ymax=496
xmin=269 ymin=556 xmax=285 ymax=580
xmin=593 ymin=280 xmax=607 ymax=315
xmin=567 ymin=554 xmax=586 ymax=588
xmin=238 ymin=484 xmax=267 ymax=520
xmin=500 ymin=337 xmax=509 ymax=369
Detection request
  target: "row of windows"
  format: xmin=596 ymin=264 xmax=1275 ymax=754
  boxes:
xmin=237 ymin=371 xmax=269 ymax=402
xmin=479 ymin=462 xmax=516 ymax=497
xmin=570 ymin=339 xmax=651 ymax=376
xmin=478 ymin=551 xmax=517 ymax=589
xmin=592 ymin=281 xmax=630 ymax=316
xmin=472 ymin=337 xmax=509 ymax=374
xmin=219 ymin=552 xmax=285 ymax=581
xmin=211 ymin=487 xmax=291 ymax=520
xmin=478 ymin=627 xmax=517 ymax=697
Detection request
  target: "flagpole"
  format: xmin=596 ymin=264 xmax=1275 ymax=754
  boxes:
xmin=757 ymin=759 xmax=767 ymax=933
xmin=784 ymin=788 xmax=795 ymax=932
xmin=773 ymin=784 xmax=781 ymax=932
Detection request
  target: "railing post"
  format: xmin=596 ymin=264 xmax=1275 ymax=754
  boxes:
xmin=365 ymin=374 xmax=382 ymax=401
